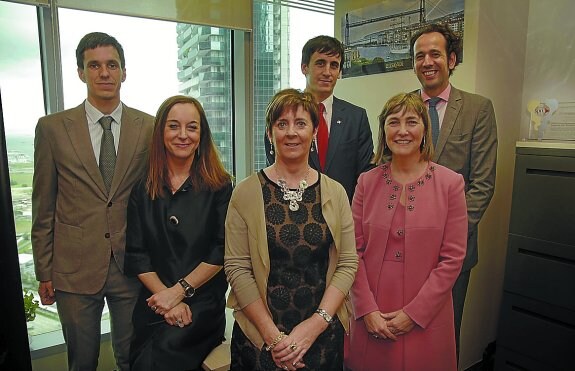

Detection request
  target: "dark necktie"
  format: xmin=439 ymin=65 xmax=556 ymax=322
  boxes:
xmin=99 ymin=116 xmax=116 ymax=193
xmin=317 ymin=103 xmax=329 ymax=171
xmin=428 ymin=97 xmax=441 ymax=146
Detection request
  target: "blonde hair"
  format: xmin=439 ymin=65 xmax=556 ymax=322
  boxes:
xmin=373 ymin=92 xmax=434 ymax=165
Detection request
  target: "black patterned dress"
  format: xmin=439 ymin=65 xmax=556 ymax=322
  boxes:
xmin=230 ymin=171 xmax=344 ymax=370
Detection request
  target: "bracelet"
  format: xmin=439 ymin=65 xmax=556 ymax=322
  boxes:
xmin=265 ymin=331 xmax=285 ymax=351
xmin=315 ymin=308 xmax=334 ymax=324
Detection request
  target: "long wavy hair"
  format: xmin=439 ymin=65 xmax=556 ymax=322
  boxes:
xmin=373 ymin=92 xmax=434 ymax=165
xmin=145 ymin=95 xmax=231 ymax=199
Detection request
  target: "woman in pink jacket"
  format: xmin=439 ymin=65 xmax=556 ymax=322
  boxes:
xmin=345 ymin=93 xmax=467 ymax=371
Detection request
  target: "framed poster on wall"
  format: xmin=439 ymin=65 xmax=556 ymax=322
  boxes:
xmin=340 ymin=0 xmax=465 ymax=78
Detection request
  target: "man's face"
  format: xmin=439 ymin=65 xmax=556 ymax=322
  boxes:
xmin=301 ymin=51 xmax=341 ymax=101
xmin=77 ymin=45 xmax=125 ymax=106
xmin=413 ymin=32 xmax=456 ymax=96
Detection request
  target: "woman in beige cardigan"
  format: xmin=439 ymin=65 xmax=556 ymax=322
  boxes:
xmin=224 ymin=89 xmax=358 ymax=370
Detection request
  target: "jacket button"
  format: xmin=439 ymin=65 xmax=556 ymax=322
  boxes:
xmin=105 ymin=233 xmax=110 ymax=238
xmin=108 ymin=202 xmax=112 ymax=207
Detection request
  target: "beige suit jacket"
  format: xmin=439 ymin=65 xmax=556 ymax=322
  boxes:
xmin=32 ymin=102 xmax=154 ymax=294
xmin=433 ymin=86 xmax=497 ymax=271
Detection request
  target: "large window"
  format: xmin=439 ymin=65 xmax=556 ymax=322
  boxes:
xmin=0 ymin=1 xmax=234 ymax=351
xmin=1 ymin=0 xmax=332 ymax=362
xmin=0 ymin=1 xmax=51 ymax=338
xmin=252 ymin=2 xmax=334 ymax=170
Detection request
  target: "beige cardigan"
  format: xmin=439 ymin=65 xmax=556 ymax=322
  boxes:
xmin=224 ymin=172 xmax=358 ymax=348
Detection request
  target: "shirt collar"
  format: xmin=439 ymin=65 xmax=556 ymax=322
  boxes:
xmin=320 ymin=94 xmax=334 ymax=114
xmin=84 ymin=100 xmax=123 ymax=125
xmin=421 ymin=84 xmax=451 ymax=103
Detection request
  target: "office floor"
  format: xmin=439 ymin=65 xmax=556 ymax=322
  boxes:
xmin=464 ymin=342 xmax=496 ymax=371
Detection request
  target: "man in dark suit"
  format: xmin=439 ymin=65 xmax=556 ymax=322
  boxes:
xmin=266 ymin=35 xmax=373 ymax=201
xmin=32 ymin=32 xmax=154 ymax=370
xmin=410 ymin=23 xmax=498 ymax=359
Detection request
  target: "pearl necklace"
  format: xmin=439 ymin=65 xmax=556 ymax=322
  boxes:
xmin=275 ymin=166 xmax=310 ymax=211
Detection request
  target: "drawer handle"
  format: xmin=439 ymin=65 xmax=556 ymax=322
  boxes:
xmin=512 ymin=306 xmax=575 ymax=330
xmin=518 ymin=248 xmax=575 ymax=265
xmin=526 ymin=168 xmax=575 ymax=178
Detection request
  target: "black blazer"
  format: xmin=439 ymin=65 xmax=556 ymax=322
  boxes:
xmin=266 ymin=96 xmax=374 ymax=201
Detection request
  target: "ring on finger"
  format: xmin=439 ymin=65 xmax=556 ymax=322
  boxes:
xmin=289 ymin=342 xmax=298 ymax=352
xmin=151 ymin=305 xmax=157 ymax=311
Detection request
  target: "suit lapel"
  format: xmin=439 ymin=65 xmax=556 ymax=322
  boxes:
xmin=324 ymin=97 xmax=345 ymax=172
xmin=434 ymin=87 xmax=462 ymax=161
xmin=64 ymin=105 xmax=108 ymax=195
xmin=109 ymin=105 xmax=143 ymax=197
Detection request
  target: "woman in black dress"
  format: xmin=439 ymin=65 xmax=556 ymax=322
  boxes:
xmin=125 ymin=95 xmax=232 ymax=370
xmin=224 ymin=89 xmax=358 ymax=370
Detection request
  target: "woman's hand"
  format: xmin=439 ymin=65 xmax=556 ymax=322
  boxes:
xmin=380 ymin=309 xmax=415 ymax=336
xmin=146 ymin=285 xmax=183 ymax=315
xmin=164 ymin=302 xmax=192 ymax=327
xmin=363 ymin=311 xmax=397 ymax=341
xmin=271 ymin=315 xmax=327 ymax=370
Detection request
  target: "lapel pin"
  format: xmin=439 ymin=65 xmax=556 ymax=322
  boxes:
xmin=336 ymin=120 xmax=342 ymax=124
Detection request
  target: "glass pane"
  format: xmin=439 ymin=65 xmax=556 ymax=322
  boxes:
xmin=0 ymin=1 xmax=59 ymax=339
xmin=176 ymin=24 xmax=233 ymax=172
xmin=252 ymin=2 xmax=334 ymax=171
xmin=58 ymin=9 xmax=234 ymax=174
xmin=58 ymin=9 xmax=180 ymax=116
xmin=0 ymin=4 xmax=236 ymax=347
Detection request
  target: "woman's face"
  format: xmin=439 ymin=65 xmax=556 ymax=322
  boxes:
xmin=163 ymin=103 xmax=201 ymax=164
xmin=268 ymin=105 xmax=317 ymax=164
xmin=384 ymin=107 xmax=425 ymax=160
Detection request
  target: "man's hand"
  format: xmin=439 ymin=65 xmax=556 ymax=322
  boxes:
xmin=38 ymin=281 xmax=56 ymax=305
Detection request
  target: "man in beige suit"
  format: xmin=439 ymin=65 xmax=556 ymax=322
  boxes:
xmin=32 ymin=32 xmax=154 ymax=370
xmin=410 ymin=23 xmax=497 ymax=360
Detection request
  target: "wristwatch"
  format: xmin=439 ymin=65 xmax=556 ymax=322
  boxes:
xmin=177 ymin=278 xmax=196 ymax=298
xmin=315 ymin=308 xmax=333 ymax=323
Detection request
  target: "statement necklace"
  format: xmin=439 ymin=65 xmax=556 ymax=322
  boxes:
xmin=275 ymin=166 xmax=310 ymax=211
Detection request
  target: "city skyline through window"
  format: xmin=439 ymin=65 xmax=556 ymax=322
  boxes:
xmin=0 ymin=0 xmax=333 ymax=353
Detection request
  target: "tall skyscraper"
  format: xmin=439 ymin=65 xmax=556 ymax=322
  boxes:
xmin=176 ymin=24 xmax=233 ymax=171
xmin=253 ymin=1 xmax=290 ymax=170
xmin=176 ymin=2 xmax=289 ymax=174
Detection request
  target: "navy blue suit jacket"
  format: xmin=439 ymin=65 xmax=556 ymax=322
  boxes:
xmin=266 ymin=96 xmax=374 ymax=201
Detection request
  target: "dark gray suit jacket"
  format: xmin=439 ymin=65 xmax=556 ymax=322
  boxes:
xmin=266 ymin=96 xmax=374 ymax=201
xmin=32 ymin=103 xmax=154 ymax=294
xmin=432 ymin=86 xmax=498 ymax=272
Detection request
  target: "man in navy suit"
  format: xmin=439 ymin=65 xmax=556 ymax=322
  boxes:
xmin=266 ymin=35 xmax=373 ymax=201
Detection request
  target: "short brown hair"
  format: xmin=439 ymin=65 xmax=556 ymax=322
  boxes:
xmin=265 ymin=88 xmax=320 ymax=136
xmin=301 ymin=35 xmax=344 ymax=70
xmin=410 ymin=23 xmax=462 ymax=76
xmin=146 ymin=95 xmax=231 ymax=199
xmin=76 ymin=32 xmax=125 ymax=69
xmin=373 ymin=92 xmax=433 ymax=165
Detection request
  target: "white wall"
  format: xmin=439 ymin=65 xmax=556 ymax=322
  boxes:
xmin=520 ymin=0 xmax=575 ymax=140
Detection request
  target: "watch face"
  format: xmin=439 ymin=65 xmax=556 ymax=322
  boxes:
xmin=184 ymin=287 xmax=195 ymax=297
xmin=179 ymin=279 xmax=195 ymax=298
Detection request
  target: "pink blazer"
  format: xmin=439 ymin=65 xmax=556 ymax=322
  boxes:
xmin=351 ymin=162 xmax=467 ymax=328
